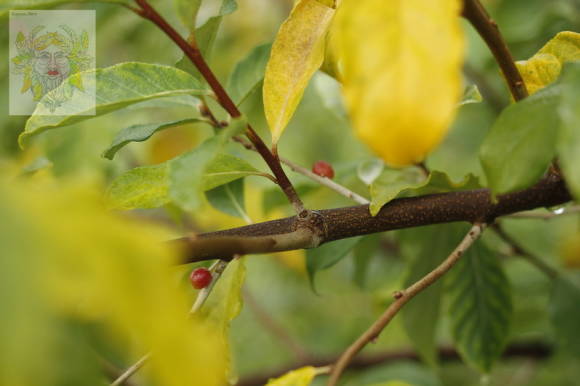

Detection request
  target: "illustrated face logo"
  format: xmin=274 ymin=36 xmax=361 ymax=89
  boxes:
xmin=11 ymin=25 xmax=92 ymax=112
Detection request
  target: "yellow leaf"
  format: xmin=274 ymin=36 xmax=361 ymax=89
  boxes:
xmin=0 ymin=178 xmax=226 ymax=386
xmin=332 ymin=0 xmax=464 ymax=167
xmin=516 ymin=31 xmax=580 ymax=95
xmin=266 ymin=366 xmax=318 ymax=386
xmin=264 ymin=0 xmax=336 ymax=144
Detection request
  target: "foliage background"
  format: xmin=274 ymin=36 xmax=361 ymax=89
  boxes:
xmin=1 ymin=0 xmax=580 ymax=385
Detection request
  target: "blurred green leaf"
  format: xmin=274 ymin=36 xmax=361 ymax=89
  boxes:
xmin=480 ymin=84 xmax=561 ymax=194
xmin=556 ymin=63 xmax=580 ymax=200
xmin=549 ymin=277 xmax=580 ymax=356
xmin=227 ymin=43 xmax=272 ymax=105
xmin=370 ymin=169 xmax=480 ymax=216
xmin=102 ymin=118 xmax=207 ymax=160
xmin=203 ymin=153 xmax=263 ymax=191
xmin=206 ymin=179 xmax=249 ymax=219
xmin=307 ymin=237 xmax=361 ymax=292
xmin=400 ymin=224 xmax=469 ymax=368
xmin=19 ymin=63 xmax=209 ymax=148
xmin=357 ymin=158 xmax=384 ymax=186
xmin=106 ymin=163 xmax=169 ymax=210
xmin=174 ymin=0 xmax=203 ymax=32
xmin=352 ymin=234 xmax=380 ymax=288
xmin=459 ymin=84 xmax=483 ymax=106
xmin=446 ymin=241 xmax=513 ymax=373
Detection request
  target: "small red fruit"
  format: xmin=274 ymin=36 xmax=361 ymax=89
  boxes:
xmin=190 ymin=268 xmax=212 ymax=289
xmin=312 ymin=160 xmax=335 ymax=179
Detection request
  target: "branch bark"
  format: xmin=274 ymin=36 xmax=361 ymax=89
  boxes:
xmin=174 ymin=172 xmax=571 ymax=263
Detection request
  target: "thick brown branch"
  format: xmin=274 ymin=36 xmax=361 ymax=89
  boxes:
xmin=174 ymin=172 xmax=571 ymax=264
xmin=462 ymin=0 xmax=528 ymax=101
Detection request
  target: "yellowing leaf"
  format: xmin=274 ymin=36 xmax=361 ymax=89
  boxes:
xmin=516 ymin=31 xmax=580 ymax=95
xmin=333 ymin=0 xmax=464 ymax=167
xmin=263 ymin=0 xmax=336 ymax=144
xmin=0 ymin=178 xmax=225 ymax=386
xmin=266 ymin=366 xmax=318 ymax=386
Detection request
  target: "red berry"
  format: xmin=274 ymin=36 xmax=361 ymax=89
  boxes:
xmin=190 ymin=268 xmax=212 ymax=289
xmin=312 ymin=160 xmax=335 ymax=179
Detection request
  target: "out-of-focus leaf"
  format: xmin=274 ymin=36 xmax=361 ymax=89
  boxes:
xmin=206 ymin=179 xmax=249 ymax=220
xmin=446 ymin=241 xmax=513 ymax=373
xmin=266 ymin=366 xmax=318 ymax=386
xmin=357 ymin=158 xmax=384 ymax=186
xmin=106 ymin=163 xmax=169 ymax=210
xmin=107 ymin=150 xmax=265 ymax=211
xmin=103 ymin=118 xmax=207 ymax=160
xmin=0 ymin=0 xmax=129 ymax=17
xmin=370 ymin=169 xmax=480 ymax=216
xmin=0 ymin=179 xmax=225 ymax=386
xmin=174 ymin=0 xmax=202 ymax=32
xmin=516 ymin=31 xmax=580 ymax=95
xmin=263 ymin=0 xmax=336 ymax=144
xmin=19 ymin=63 xmax=209 ymax=148
xmin=227 ymin=43 xmax=272 ymax=105
xmin=556 ymin=63 xmax=580 ymax=200
xmin=399 ymin=224 xmax=468 ymax=367
xmin=459 ymin=84 xmax=483 ymax=106
xmin=549 ymin=277 xmax=580 ymax=356
xmin=333 ymin=0 xmax=464 ymax=166
xmin=480 ymin=84 xmax=560 ymax=194
xmin=169 ymin=118 xmax=246 ymax=211
xmin=352 ymin=234 xmax=380 ymax=288
xmin=307 ymin=237 xmax=361 ymax=292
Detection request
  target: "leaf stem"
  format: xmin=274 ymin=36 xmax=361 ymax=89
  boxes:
xmin=326 ymin=223 xmax=486 ymax=386
xmin=131 ymin=0 xmax=305 ymax=215
xmin=462 ymin=0 xmax=528 ymax=101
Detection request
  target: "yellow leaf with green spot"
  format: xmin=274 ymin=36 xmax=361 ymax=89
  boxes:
xmin=263 ymin=0 xmax=336 ymax=144
xmin=516 ymin=31 xmax=580 ymax=95
xmin=332 ymin=0 xmax=464 ymax=167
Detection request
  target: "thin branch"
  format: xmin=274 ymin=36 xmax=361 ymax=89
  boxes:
xmin=236 ymin=341 xmax=553 ymax=386
xmin=326 ymin=223 xmax=486 ymax=386
xmin=174 ymin=172 xmax=571 ymax=263
xmin=132 ymin=0 xmax=304 ymax=214
xmin=462 ymin=0 xmax=528 ymax=101
xmin=492 ymin=223 xmax=559 ymax=279
xmin=507 ymin=205 xmax=580 ymax=220
xmin=110 ymin=260 xmax=230 ymax=385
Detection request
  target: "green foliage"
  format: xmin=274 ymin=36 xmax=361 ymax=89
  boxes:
xmin=227 ymin=43 xmax=272 ymax=105
xmin=549 ymin=277 xmax=580 ymax=356
xmin=306 ymin=237 xmax=362 ymax=291
xmin=206 ymin=179 xmax=249 ymax=219
xmin=446 ymin=241 xmax=513 ymax=373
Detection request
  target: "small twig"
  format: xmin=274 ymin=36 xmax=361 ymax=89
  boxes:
xmin=132 ymin=0 xmax=305 ymax=215
xmin=326 ymin=223 xmax=486 ymax=386
xmin=111 ymin=260 xmax=230 ymax=385
xmin=462 ymin=0 xmax=528 ymax=101
xmin=507 ymin=206 xmax=580 ymax=220
xmin=244 ymin=289 xmax=311 ymax=362
xmin=492 ymin=223 xmax=559 ymax=279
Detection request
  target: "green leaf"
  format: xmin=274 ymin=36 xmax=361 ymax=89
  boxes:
xmin=106 ymin=164 xmax=170 ymax=210
xmin=0 ymin=0 xmax=129 ymax=17
xmin=357 ymin=158 xmax=384 ymax=186
xmin=206 ymin=179 xmax=249 ymax=220
xmin=549 ymin=277 xmax=580 ymax=356
xmin=446 ymin=241 xmax=513 ymax=373
xmin=102 ymin=118 xmax=206 ymax=160
xmin=399 ymin=224 xmax=469 ymax=367
xmin=169 ymin=118 xmax=246 ymax=211
xmin=266 ymin=366 xmax=318 ymax=386
xmin=19 ymin=62 xmax=209 ymax=148
xmin=370 ymin=169 xmax=480 ymax=216
xmin=556 ymin=63 xmax=580 ymax=200
xmin=202 ymin=153 xmax=263 ymax=191
xmin=306 ymin=237 xmax=361 ymax=292
xmin=352 ymin=234 xmax=380 ymax=288
xmin=459 ymin=85 xmax=483 ymax=106
xmin=174 ymin=0 xmax=202 ymax=32
xmin=480 ymin=84 xmax=561 ymax=194
xmin=227 ymin=43 xmax=272 ymax=105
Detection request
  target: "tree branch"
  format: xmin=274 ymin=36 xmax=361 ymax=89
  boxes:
xmin=462 ymin=0 xmax=528 ymax=101
xmin=132 ymin=0 xmax=305 ymax=214
xmin=326 ymin=223 xmax=486 ymax=386
xmin=173 ymin=172 xmax=571 ymax=263
xmin=236 ymin=341 xmax=553 ymax=386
